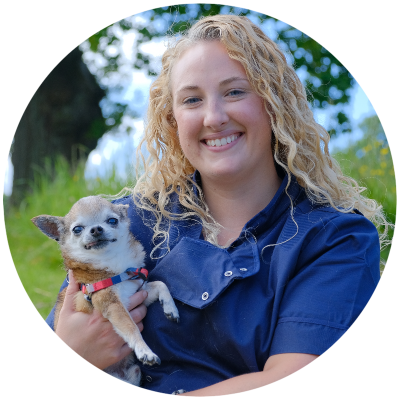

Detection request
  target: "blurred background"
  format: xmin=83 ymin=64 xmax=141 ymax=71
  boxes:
xmin=3 ymin=4 xmax=395 ymax=319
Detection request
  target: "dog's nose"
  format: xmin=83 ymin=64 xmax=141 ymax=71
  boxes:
xmin=90 ymin=226 xmax=103 ymax=237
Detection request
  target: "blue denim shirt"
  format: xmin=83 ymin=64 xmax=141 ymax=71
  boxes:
xmin=47 ymin=173 xmax=380 ymax=393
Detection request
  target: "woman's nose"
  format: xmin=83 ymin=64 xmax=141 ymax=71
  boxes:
xmin=203 ymin=99 xmax=229 ymax=130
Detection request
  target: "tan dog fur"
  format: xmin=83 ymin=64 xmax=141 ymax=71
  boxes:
xmin=32 ymin=196 xmax=180 ymax=385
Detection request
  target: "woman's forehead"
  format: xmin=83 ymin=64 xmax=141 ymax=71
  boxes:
xmin=170 ymin=41 xmax=248 ymax=94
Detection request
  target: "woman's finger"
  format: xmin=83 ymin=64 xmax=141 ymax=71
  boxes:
xmin=127 ymin=291 xmax=147 ymax=330
xmin=130 ymin=304 xmax=147 ymax=324
xmin=62 ymin=270 xmax=79 ymax=313
xmin=127 ymin=289 xmax=148 ymax=311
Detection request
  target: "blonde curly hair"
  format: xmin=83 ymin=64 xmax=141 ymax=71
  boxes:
xmin=130 ymin=14 xmax=389 ymax=257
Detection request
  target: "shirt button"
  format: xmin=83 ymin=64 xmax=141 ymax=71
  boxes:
xmin=224 ymin=271 xmax=233 ymax=277
xmin=240 ymin=268 xmax=247 ymax=272
xmin=146 ymin=375 xmax=152 ymax=382
xmin=202 ymin=292 xmax=209 ymax=300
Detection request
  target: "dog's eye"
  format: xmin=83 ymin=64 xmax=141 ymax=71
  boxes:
xmin=107 ymin=218 xmax=118 ymax=225
xmin=72 ymin=226 xmax=83 ymax=234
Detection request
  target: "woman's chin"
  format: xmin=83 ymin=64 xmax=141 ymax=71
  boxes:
xmin=201 ymin=164 xmax=246 ymax=182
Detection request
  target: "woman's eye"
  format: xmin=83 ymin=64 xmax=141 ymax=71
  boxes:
xmin=227 ymin=89 xmax=244 ymax=96
xmin=107 ymin=218 xmax=118 ymax=225
xmin=183 ymin=97 xmax=201 ymax=105
xmin=72 ymin=226 xmax=83 ymax=234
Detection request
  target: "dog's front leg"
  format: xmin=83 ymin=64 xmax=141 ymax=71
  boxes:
xmin=144 ymin=281 xmax=180 ymax=322
xmin=92 ymin=288 xmax=160 ymax=366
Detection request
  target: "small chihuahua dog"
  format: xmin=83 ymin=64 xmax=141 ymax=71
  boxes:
xmin=32 ymin=196 xmax=180 ymax=385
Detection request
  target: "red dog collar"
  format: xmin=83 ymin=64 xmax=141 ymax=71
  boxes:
xmin=78 ymin=267 xmax=148 ymax=299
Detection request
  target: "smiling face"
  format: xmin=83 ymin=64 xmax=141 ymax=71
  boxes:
xmin=171 ymin=40 xmax=277 ymax=185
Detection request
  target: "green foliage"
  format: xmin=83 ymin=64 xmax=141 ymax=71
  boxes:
xmin=87 ymin=26 xmax=111 ymax=51
xmin=4 ymin=157 xmax=129 ymax=319
xmin=333 ymin=115 xmax=396 ymax=264
xmin=83 ymin=3 xmax=354 ymax=134
xmin=85 ymin=117 xmax=109 ymax=141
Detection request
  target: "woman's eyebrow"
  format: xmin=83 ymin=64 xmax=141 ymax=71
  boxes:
xmin=176 ymin=77 xmax=248 ymax=94
xmin=219 ymin=76 xmax=248 ymax=86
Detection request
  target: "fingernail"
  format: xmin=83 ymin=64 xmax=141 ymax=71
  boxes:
xmin=142 ymin=290 xmax=148 ymax=299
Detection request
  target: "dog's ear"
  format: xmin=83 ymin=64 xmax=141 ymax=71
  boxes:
xmin=31 ymin=215 xmax=65 ymax=241
xmin=115 ymin=204 xmax=129 ymax=219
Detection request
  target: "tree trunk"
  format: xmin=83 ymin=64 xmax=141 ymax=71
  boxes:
xmin=11 ymin=46 xmax=105 ymax=205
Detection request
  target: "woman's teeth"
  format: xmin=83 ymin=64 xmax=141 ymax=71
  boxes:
xmin=206 ymin=134 xmax=240 ymax=147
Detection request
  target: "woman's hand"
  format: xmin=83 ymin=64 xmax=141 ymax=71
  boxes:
xmin=55 ymin=270 xmax=148 ymax=370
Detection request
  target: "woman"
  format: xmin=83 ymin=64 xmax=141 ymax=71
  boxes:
xmin=50 ymin=15 xmax=386 ymax=395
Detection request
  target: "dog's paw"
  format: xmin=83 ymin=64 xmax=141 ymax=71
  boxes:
xmin=164 ymin=311 xmax=180 ymax=323
xmin=161 ymin=299 xmax=180 ymax=323
xmin=135 ymin=344 xmax=161 ymax=366
xmin=172 ymin=389 xmax=187 ymax=395
xmin=139 ymin=353 xmax=161 ymax=366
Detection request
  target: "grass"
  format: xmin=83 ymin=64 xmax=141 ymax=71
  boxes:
xmin=4 ymin=157 xmax=131 ymax=319
xmin=332 ymin=116 xmax=396 ymax=264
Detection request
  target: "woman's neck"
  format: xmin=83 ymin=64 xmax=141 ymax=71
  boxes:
xmin=201 ymin=169 xmax=282 ymax=247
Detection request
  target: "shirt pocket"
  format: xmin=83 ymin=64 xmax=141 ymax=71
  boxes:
xmin=149 ymin=236 xmax=260 ymax=309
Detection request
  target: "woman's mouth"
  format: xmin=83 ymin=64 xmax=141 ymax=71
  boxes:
xmin=204 ymin=133 xmax=243 ymax=147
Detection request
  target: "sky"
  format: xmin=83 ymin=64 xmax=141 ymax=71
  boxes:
xmin=3 ymin=12 xmax=377 ymax=196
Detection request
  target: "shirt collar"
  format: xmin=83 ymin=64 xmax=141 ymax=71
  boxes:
xmin=191 ymin=170 xmax=304 ymax=242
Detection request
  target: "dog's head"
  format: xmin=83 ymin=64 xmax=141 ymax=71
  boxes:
xmin=32 ymin=196 xmax=130 ymax=262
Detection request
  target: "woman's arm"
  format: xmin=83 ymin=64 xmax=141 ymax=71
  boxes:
xmin=180 ymin=353 xmax=318 ymax=396
xmin=55 ymin=271 xmax=148 ymax=370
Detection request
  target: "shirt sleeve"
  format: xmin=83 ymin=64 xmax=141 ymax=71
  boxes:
xmin=269 ymin=212 xmax=380 ymax=356
xmin=46 ymin=277 xmax=68 ymax=330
